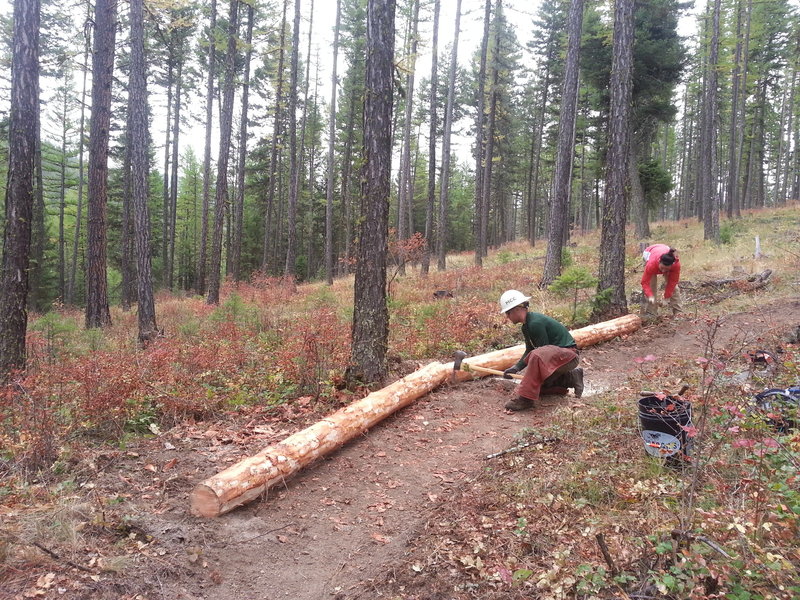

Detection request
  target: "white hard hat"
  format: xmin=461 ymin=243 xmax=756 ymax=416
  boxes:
xmin=499 ymin=289 xmax=531 ymax=314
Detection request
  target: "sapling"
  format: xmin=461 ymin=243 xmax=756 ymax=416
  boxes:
xmin=548 ymin=266 xmax=598 ymax=323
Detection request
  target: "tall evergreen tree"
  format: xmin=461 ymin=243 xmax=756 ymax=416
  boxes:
xmin=197 ymin=0 xmax=218 ymax=296
xmin=473 ymin=0 xmax=491 ymax=267
xmin=231 ymin=2 xmax=254 ymax=283
xmin=128 ymin=0 xmax=157 ymax=343
xmin=541 ymin=0 xmax=583 ymax=287
xmin=85 ymin=0 xmax=116 ymax=328
xmin=284 ymin=0 xmax=302 ymax=279
xmin=420 ymin=0 xmax=440 ymax=276
xmin=0 ymin=0 xmax=40 ymax=378
xmin=595 ymin=0 xmax=634 ymax=319
xmin=525 ymin=0 xmax=567 ymax=246
xmin=207 ymin=0 xmax=239 ymax=305
xmin=348 ymin=0 xmax=395 ymax=384
xmin=700 ymin=0 xmax=721 ymax=241
xmin=436 ymin=0 xmax=462 ymax=271
xmin=261 ymin=0 xmax=289 ymax=272
xmin=325 ymin=0 xmax=342 ymax=285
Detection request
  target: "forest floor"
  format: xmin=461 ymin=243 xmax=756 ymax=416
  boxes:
xmin=3 ymin=293 xmax=799 ymax=599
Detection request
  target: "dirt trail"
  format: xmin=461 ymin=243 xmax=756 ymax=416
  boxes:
xmin=153 ymin=301 xmax=800 ymax=600
xmin=7 ymin=301 xmax=799 ymax=600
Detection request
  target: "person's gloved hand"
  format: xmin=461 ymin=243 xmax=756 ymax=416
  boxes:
xmin=503 ymin=366 xmax=520 ymax=379
xmin=646 ymin=296 xmax=656 ymax=305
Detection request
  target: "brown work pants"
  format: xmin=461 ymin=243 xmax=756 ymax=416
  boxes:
xmin=517 ymin=345 xmax=579 ymax=401
xmin=640 ymin=276 xmax=682 ymax=318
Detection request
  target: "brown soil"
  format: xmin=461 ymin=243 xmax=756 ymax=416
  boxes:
xmin=3 ymin=299 xmax=799 ymax=600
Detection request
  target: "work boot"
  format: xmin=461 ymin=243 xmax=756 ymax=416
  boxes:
xmin=570 ymin=368 xmax=584 ymax=398
xmin=504 ymin=396 xmax=534 ymax=411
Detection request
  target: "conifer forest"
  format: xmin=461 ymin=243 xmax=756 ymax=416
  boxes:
xmin=0 ymin=0 xmax=798 ymax=377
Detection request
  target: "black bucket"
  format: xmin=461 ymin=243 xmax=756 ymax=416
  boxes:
xmin=638 ymin=395 xmax=693 ymax=461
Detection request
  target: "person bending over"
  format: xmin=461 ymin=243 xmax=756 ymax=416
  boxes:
xmin=498 ymin=289 xmax=584 ymax=412
xmin=640 ymin=244 xmax=681 ymax=319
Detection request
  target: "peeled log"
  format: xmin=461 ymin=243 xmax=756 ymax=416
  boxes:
xmin=190 ymin=313 xmax=641 ymax=517
xmin=454 ymin=314 xmax=642 ymax=376
xmin=190 ymin=361 xmax=453 ymax=517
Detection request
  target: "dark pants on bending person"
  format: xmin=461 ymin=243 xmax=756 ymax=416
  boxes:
xmin=517 ymin=345 xmax=579 ymax=401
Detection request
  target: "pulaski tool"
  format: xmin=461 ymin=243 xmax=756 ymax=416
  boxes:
xmin=452 ymin=350 xmax=524 ymax=381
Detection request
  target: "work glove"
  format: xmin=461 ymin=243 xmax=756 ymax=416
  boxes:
xmin=503 ymin=366 xmax=520 ymax=379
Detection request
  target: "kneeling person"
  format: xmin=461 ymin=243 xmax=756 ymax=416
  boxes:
xmin=498 ymin=289 xmax=583 ymax=411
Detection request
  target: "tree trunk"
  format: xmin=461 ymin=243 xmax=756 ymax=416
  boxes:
xmin=631 ymin=132 xmax=650 ymax=239
xmin=67 ymin=5 xmax=91 ymax=306
xmin=396 ymin=0 xmax=419 ymax=277
xmin=161 ymin=59 xmax=173 ymax=287
xmin=121 ymin=111 xmax=135 ymax=311
xmin=348 ymin=0 xmax=395 ymax=384
xmin=436 ymin=0 xmax=462 ymax=271
xmin=541 ymin=0 xmax=583 ymax=288
xmin=298 ymin=1 xmax=316 ymax=280
xmin=29 ymin=111 xmax=45 ymax=312
xmin=0 ymin=0 xmax=39 ymax=378
xmin=58 ymin=81 xmax=68 ymax=302
xmin=777 ymin=62 xmax=795 ymax=205
xmin=528 ymin=58 xmax=553 ymax=245
xmin=191 ymin=314 xmax=641 ymax=517
xmin=594 ymin=0 xmax=634 ymax=320
xmin=85 ymin=0 xmax=116 ymax=329
xmin=168 ymin=54 xmax=183 ymax=289
xmin=341 ymin=87 xmax=358 ymax=272
xmin=207 ymin=0 xmax=239 ymax=305
xmin=479 ymin=5 xmax=500 ymax=263
xmin=725 ymin=0 xmax=745 ymax=219
xmin=128 ymin=0 xmax=157 ymax=343
xmin=262 ymin=0 xmax=288 ymax=273
xmin=284 ymin=0 xmax=301 ymax=279
xmin=197 ymin=0 xmax=217 ymax=296
xmin=325 ymin=0 xmax=342 ymax=285
xmin=701 ymin=0 xmax=721 ymax=242
xmin=420 ymin=0 xmax=439 ymax=276
xmin=473 ymin=0 xmax=491 ymax=267
xmin=232 ymin=3 xmax=254 ymax=283
xmin=304 ymin=55 xmax=320 ymax=280
xmin=782 ymin=56 xmax=797 ymax=204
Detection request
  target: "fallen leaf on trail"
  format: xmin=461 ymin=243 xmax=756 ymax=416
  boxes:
xmin=277 ymin=535 xmax=288 ymax=543
xmin=162 ymin=458 xmax=178 ymax=471
xmin=371 ymin=532 xmax=390 ymax=544
xmin=144 ymin=464 xmax=158 ymax=473
xmin=37 ymin=573 xmax=56 ymax=589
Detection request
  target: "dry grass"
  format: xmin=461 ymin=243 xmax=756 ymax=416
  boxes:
xmin=2 ymin=207 xmax=799 ymax=599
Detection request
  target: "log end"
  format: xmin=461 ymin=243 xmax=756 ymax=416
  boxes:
xmin=189 ymin=483 xmax=222 ymax=518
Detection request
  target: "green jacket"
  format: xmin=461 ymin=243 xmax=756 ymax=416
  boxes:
xmin=514 ymin=312 xmax=576 ymax=371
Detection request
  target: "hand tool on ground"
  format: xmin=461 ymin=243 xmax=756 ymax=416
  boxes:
xmin=452 ymin=350 xmax=524 ymax=380
xmin=484 ymin=436 xmax=560 ymax=460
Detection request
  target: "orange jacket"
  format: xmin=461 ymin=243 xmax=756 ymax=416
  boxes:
xmin=641 ymin=244 xmax=680 ymax=299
